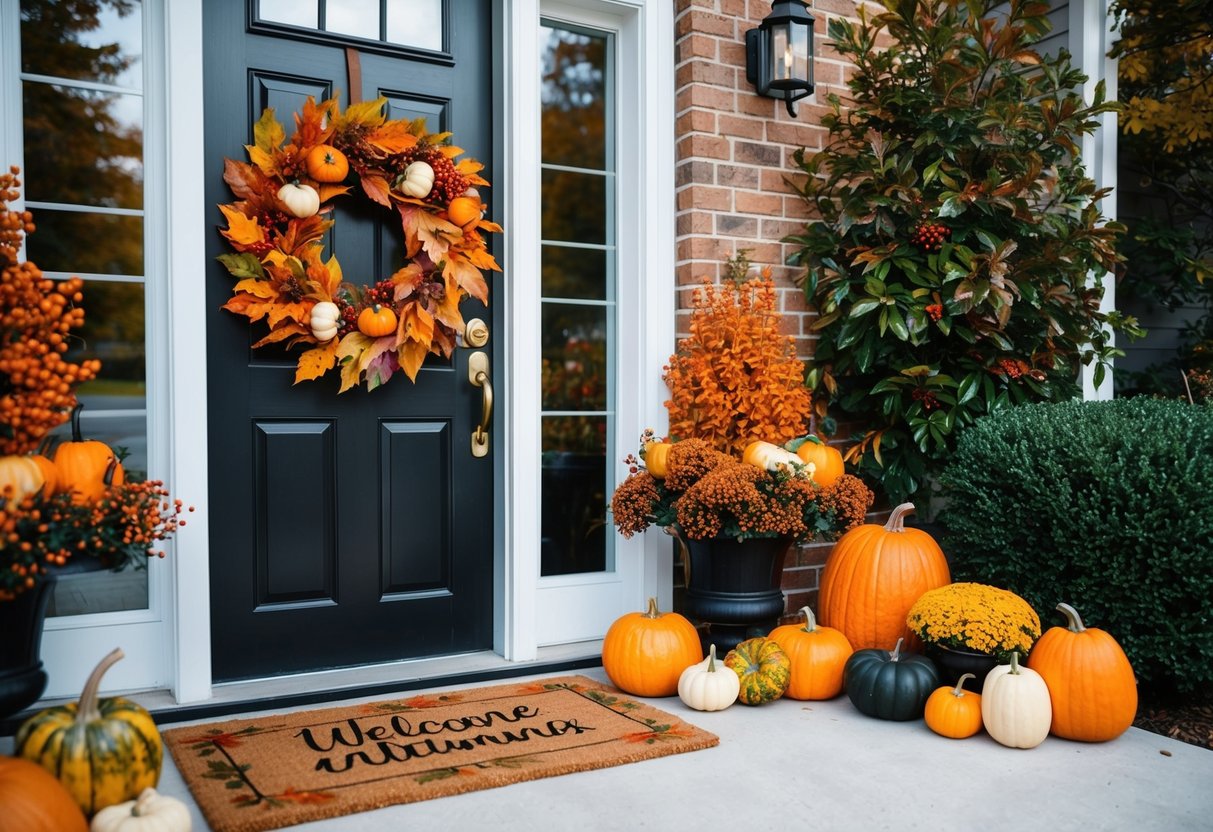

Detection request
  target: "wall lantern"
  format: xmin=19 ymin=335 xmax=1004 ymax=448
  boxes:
xmin=745 ymin=1 xmax=815 ymax=117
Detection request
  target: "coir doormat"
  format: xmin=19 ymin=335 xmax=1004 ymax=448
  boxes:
xmin=164 ymin=675 xmax=718 ymax=832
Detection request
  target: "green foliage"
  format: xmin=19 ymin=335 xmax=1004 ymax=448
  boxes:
xmin=938 ymin=399 xmax=1213 ymax=693
xmin=784 ymin=0 xmax=1133 ymax=504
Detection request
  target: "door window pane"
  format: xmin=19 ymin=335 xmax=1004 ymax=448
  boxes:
xmin=540 ymin=21 xmax=614 ymax=577
xmin=325 ymin=0 xmax=379 ymax=41
xmin=386 ymin=0 xmax=442 ymax=51
xmin=24 ymin=210 xmax=144 ymax=276
xmin=21 ymin=0 xmax=143 ymax=89
xmin=257 ymin=0 xmax=444 ymax=51
xmin=258 ymin=0 xmax=318 ymax=28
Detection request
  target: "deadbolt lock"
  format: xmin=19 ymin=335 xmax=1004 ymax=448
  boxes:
xmin=464 ymin=318 xmax=489 ymax=348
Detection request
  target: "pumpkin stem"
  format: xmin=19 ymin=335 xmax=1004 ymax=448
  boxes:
xmin=643 ymin=597 xmax=661 ymax=619
xmin=69 ymin=402 xmax=85 ymax=442
xmin=132 ymin=787 xmax=158 ymax=817
xmin=707 ymin=643 xmax=718 ymax=672
xmin=951 ymin=673 xmax=976 ymax=697
xmin=884 ymin=503 xmax=916 ymax=532
xmin=103 ymin=457 xmax=121 ymax=486
xmin=76 ymin=647 xmax=124 ymax=724
xmin=1008 ymin=651 xmax=1022 ymax=675
xmin=1056 ymin=602 xmax=1086 ymax=633
xmin=798 ymin=606 xmax=818 ymax=633
xmin=889 ymin=637 xmax=905 ymax=661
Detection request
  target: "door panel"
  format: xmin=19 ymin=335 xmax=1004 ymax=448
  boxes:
xmin=203 ymin=1 xmax=495 ymax=681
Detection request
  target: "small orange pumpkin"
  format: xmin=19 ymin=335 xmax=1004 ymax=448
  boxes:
xmin=447 ymin=196 xmax=482 ymax=228
xmin=643 ymin=441 xmax=673 ymax=479
xmin=924 ymin=672 xmax=984 ymax=739
xmin=357 ymin=304 xmax=398 ymax=338
xmin=51 ymin=405 xmax=124 ymax=504
xmin=795 ymin=436 xmax=845 ymax=488
xmin=818 ymin=502 xmax=951 ymax=651
xmin=602 ymin=597 xmax=702 ymax=697
xmin=1026 ymin=602 xmax=1137 ymax=742
xmin=0 ymin=756 xmax=88 ymax=832
xmin=767 ymin=606 xmax=854 ymax=700
xmin=305 ymin=143 xmax=349 ymax=182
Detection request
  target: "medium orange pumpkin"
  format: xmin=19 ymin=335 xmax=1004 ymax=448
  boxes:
xmin=357 ymin=304 xmax=398 ymax=337
xmin=795 ymin=436 xmax=845 ymax=488
xmin=818 ymin=502 xmax=951 ymax=651
xmin=51 ymin=405 xmax=124 ymax=504
xmin=924 ymin=672 xmax=984 ymax=739
xmin=767 ymin=605 xmax=854 ymax=700
xmin=0 ymin=756 xmax=88 ymax=832
xmin=602 ymin=597 xmax=703 ymax=697
xmin=1026 ymin=602 xmax=1137 ymax=742
xmin=447 ymin=196 xmax=482 ymax=228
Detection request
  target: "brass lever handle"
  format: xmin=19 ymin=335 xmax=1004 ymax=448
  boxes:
xmin=469 ymin=351 xmax=492 ymax=457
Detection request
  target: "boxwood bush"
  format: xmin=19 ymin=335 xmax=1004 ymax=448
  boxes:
xmin=938 ymin=398 xmax=1213 ymax=693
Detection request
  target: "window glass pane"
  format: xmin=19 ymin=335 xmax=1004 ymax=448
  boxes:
xmin=23 ymin=82 xmax=143 ymax=209
xmin=541 ymin=26 xmax=606 ymax=170
xmin=325 ymin=0 xmax=380 ymax=41
xmin=258 ymin=0 xmax=319 ymax=28
xmin=21 ymin=0 xmax=143 ymax=89
xmin=542 ymin=304 xmax=607 ymax=412
xmin=541 ymin=169 xmax=606 ymax=244
xmin=48 ymin=567 xmax=148 ymax=617
xmin=541 ymin=416 xmax=607 ymax=576
xmin=64 ymin=280 xmax=148 ymax=407
xmin=386 ymin=0 xmax=442 ymax=50
xmin=25 ymin=210 xmax=144 ymax=275
xmin=542 ymin=245 xmax=606 ymax=301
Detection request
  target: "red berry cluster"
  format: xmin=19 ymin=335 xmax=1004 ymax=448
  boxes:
xmin=364 ymin=278 xmax=397 ymax=307
xmin=416 ymin=149 xmax=469 ymax=203
xmin=337 ymin=303 xmax=359 ymax=338
xmin=909 ymin=221 xmax=951 ymax=252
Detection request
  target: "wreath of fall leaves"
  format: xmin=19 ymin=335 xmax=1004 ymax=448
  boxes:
xmin=218 ymin=96 xmax=502 ymax=392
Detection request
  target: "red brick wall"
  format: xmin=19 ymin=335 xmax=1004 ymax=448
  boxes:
xmin=672 ymin=0 xmax=866 ymax=620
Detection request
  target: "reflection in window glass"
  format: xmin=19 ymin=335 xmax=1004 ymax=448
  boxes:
xmin=63 ymin=280 xmax=147 ymax=401
xmin=541 ymin=169 xmax=606 ymax=244
xmin=540 ymin=21 xmax=614 ymax=578
xmin=20 ymin=0 xmax=143 ymax=89
xmin=25 ymin=210 xmax=144 ymax=276
xmin=258 ymin=0 xmax=319 ymax=28
xmin=541 ymin=26 xmax=606 ymax=169
xmin=325 ymin=0 xmax=379 ymax=41
xmin=23 ymin=83 xmax=144 ymax=209
xmin=541 ymin=245 xmax=607 ymax=301
xmin=386 ymin=0 xmax=443 ymax=51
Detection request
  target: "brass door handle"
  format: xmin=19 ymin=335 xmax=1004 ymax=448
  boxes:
xmin=469 ymin=351 xmax=492 ymax=457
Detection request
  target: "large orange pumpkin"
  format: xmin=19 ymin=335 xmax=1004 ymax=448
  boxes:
xmin=602 ymin=597 xmax=703 ymax=697
xmin=1026 ymin=602 xmax=1137 ymax=742
xmin=818 ymin=502 xmax=951 ymax=651
xmin=0 ymin=756 xmax=88 ymax=832
xmin=795 ymin=437 xmax=845 ymax=488
xmin=767 ymin=605 xmax=853 ymax=700
xmin=52 ymin=405 xmax=124 ymax=503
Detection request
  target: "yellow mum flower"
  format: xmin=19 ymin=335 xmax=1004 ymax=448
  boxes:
xmin=906 ymin=582 xmax=1041 ymax=663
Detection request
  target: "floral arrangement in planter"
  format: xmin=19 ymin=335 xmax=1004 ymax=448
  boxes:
xmin=0 ymin=170 xmax=190 ymax=601
xmin=906 ymin=582 xmax=1041 ymax=664
xmin=611 ymin=436 xmax=872 ymax=542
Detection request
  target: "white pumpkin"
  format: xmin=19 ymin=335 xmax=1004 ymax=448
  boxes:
xmin=90 ymin=788 xmax=192 ymax=832
xmin=741 ymin=441 xmax=803 ymax=473
xmin=397 ymin=161 xmax=435 ymax=198
xmin=981 ymin=651 xmax=1052 ymax=749
xmin=309 ymin=300 xmax=341 ymax=342
xmin=677 ymin=644 xmax=739 ymax=712
xmin=276 ymin=181 xmax=320 ymax=218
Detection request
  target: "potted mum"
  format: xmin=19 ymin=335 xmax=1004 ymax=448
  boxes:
xmin=611 ymin=254 xmax=875 ymax=649
xmin=905 ymin=582 xmax=1041 ymax=691
xmin=0 ymin=171 xmax=190 ymax=718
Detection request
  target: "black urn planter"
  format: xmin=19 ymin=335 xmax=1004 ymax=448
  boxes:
xmin=0 ymin=556 xmax=109 ymax=720
xmin=925 ymin=642 xmax=1000 ymax=692
xmin=681 ymin=535 xmax=793 ymax=654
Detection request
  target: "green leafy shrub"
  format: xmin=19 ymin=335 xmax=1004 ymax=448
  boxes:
xmin=938 ymin=398 xmax=1213 ymax=693
xmin=784 ymin=0 xmax=1138 ymax=504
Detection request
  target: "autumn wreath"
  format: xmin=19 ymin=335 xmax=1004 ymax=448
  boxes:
xmin=217 ymin=95 xmax=501 ymax=392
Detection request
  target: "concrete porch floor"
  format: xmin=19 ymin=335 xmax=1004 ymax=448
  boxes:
xmin=135 ymin=666 xmax=1213 ymax=832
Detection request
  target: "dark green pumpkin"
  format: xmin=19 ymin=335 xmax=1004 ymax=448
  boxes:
xmin=844 ymin=637 xmax=939 ymax=721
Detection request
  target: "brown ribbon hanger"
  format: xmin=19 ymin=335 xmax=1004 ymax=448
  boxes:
xmin=345 ymin=47 xmax=362 ymax=105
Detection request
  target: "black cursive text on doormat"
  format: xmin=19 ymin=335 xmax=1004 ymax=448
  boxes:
xmin=294 ymin=705 xmax=597 ymax=773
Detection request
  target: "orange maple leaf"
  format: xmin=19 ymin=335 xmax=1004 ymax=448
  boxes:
xmin=294 ymin=339 xmax=340 ymax=384
xmin=360 ymin=174 xmax=393 ymax=208
xmin=444 ymin=258 xmax=489 ymax=304
xmin=267 ymin=302 xmax=308 ymax=329
xmin=222 ymin=294 xmax=274 ymax=322
xmin=398 ymin=339 xmax=429 ymax=382
xmin=253 ymin=322 xmax=308 ymax=348
xmin=231 ymin=278 xmax=277 ymax=299
xmin=366 ymin=121 xmax=418 ymax=155
xmin=399 ymin=206 xmax=460 ymax=261
xmin=219 ymin=205 xmax=265 ymax=248
xmin=292 ymin=96 xmax=335 ymax=149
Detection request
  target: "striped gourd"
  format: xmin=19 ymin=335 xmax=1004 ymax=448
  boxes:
xmin=723 ymin=637 xmax=791 ymax=705
xmin=15 ymin=648 xmax=162 ymax=816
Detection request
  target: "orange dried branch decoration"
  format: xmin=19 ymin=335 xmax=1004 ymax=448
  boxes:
xmin=664 ymin=262 xmax=811 ymax=455
xmin=0 ymin=168 xmax=100 ymax=455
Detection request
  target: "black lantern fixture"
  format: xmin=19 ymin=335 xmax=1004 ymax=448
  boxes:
xmin=745 ymin=1 xmax=815 ymax=117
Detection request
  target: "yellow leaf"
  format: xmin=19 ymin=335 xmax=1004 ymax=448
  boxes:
xmin=367 ymin=122 xmax=419 ymax=155
xmin=402 ymin=302 xmax=436 ymax=344
xmin=254 ymin=321 xmax=308 ymax=348
xmin=252 ymin=108 xmax=285 ymax=155
xmin=444 ymin=258 xmax=489 ymax=304
xmin=317 ymin=183 xmax=350 ymax=203
xmin=398 ymin=339 xmax=429 ymax=382
xmin=267 ymin=302 xmax=309 ymax=329
xmin=336 ymin=332 xmax=374 ymax=393
xmin=219 ymin=205 xmax=266 ymax=247
xmin=340 ymin=98 xmax=388 ymax=129
xmin=438 ymin=145 xmax=463 ymax=159
xmin=294 ymin=338 xmax=340 ymax=384
xmin=247 ymin=145 xmax=278 ymax=177
xmin=233 ymin=278 xmax=277 ymax=299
